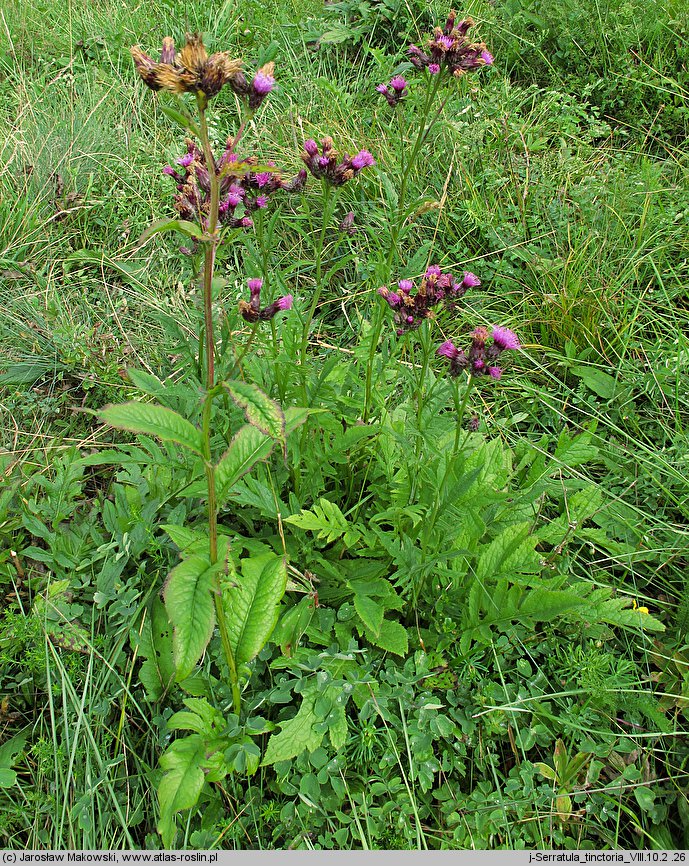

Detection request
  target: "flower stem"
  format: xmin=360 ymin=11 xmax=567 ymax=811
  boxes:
xmin=452 ymin=375 xmax=475 ymax=455
xmin=300 ymin=181 xmax=337 ymax=364
xmin=197 ymin=96 xmax=242 ymax=715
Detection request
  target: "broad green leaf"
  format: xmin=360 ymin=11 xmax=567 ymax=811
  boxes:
xmin=127 ymin=368 xmax=166 ymax=396
xmin=157 ymin=735 xmax=207 ymax=847
xmin=137 ymin=217 xmax=206 ymax=247
xmin=534 ymin=761 xmax=557 ymax=782
xmin=570 ymin=365 xmax=617 ymax=399
xmin=163 ymin=555 xmax=216 ymax=680
xmin=222 ymin=380 xmax=285 ymax=441
xmin=0 ymin=727 xmax=30 ymax=788
xmin=284 ymin=407 xmax=318 ymax=436
xmin=215 ymin=424 xmax=275 ymax=505
xmin=136 ymin=597 xmax=176 ymax=702
xmin=353 ymin=594 xmax=384 ymax=636
xmin=223 ymin=553 xmax=287 ymax=667
xmin=261 ymin=689 xmax=324 ymax=765
xmin=99 ymin=402 xmax=204 ymax=456
xmin=365 ymin=618 xmax=408 ymax=656
xmin=554 ymin=430 xmax=599 ymax=468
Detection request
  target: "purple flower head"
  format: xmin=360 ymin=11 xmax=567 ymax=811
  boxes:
xmin=304 ymin=139 xmax=319 ymax=156
xmin=488 ymin=366 xmax=502 ymax=379
xmin=425 ymin=264 xmax=442 ymax=278
xmin=226 ymin=191 xmax=242 ymax=208
xmin=462 ymin=271 xmax=481 ymax=288
xmin=255 ymin=171 xmax=272 ymax=187
xmin=429 ymin=63 xmax=441 ymax=74
xmin=481 ymin=50 xmax=494 ymax=65
xmin=252 ymin=69 xmax=275 ymax=95
xmin=437 ymin=340 xmax=460 ymax=360
xmin=318 ymin=156 xmax=330 ymax=169
xmin=390 ymin=75 xmax=407 ymax=92
xmin=241 ymin=216 xmax=253 ymax=228
xmin=274 ymin=294 xmax=293 ymax=311
xmin=248 ymin=277 xmax=263 ymax=294
xmin=376 ymin=83 xmax=389 ymax=94
xmin=162 ymin=166 xmax=176 ymax=177
xmin=492 ymin=326 xmax=520 ymax=351
xmin=438 ymin=35 xmax=454 ymax=51
xmin=351 ymin=150 xmax=375 ymax=170
xmin=176 ymin=152 xmax=194 ymax=168
xmin=398 ymin=279 xmax=414 ymax=292
xmin=255 ymin=195 xmax=268 ymax=208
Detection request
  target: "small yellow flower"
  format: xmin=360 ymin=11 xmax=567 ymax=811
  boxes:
xmin=130 ymin=33 xmax=242 ymax=98
xmin=632 ymin=599 xmax=650 ymax=615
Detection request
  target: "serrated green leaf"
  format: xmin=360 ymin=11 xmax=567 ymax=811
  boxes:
xmin=137 ymin=217 xmax=206 ymax=247
xmin=222 ymin=380 xmax=285 ymax=441
xmin=261 ymin=689 xmax=324 ymax=765
xmin=136 ymin=597 xmax=176 ymax=701
xmin=99 ymin=402 xmax=204 ymax=456
xmin=215 ymin=424 xmax=275 ymax=506
xmin=285 ymin=497 xmax=354 ymax=544
xmin=475 ymin=523 xmax=539 ymax=583
xmin=365 ymin=618 xmax=408 ymax=656
xmin=157 ymin=735 xmax=207 ymax=847
xmin=127 ymin=368 xmax=166 ymax=396
xmin=163 ymin=555 xmax=216 ymax=680
xmin=223 ymin=553 xmax=287 ymax=667
xmin=353 ymin=594 xmax=384 ymax=636
xmin=554 ymin=431 xmax=599 ymax=467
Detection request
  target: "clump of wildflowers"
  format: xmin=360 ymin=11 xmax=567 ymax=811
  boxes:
xmin=301 ymin=137 xmax=375 ymax=185
xmin=239 ymin=278 xmax=293 ymax=323
xmin=163 ymin=138 xmax=306 ymax=236
xmin=376 ymin=75 xmax=408 ymax=106
xmin=378 ymin=265 xmax=480 ymax=335
xmin=437 ymin=326 xmax=520 ymax=380
xmin=131 ymin=33 xmax=242 ymax=98
xmin=407 ymin=10 xmax=492 ymax=78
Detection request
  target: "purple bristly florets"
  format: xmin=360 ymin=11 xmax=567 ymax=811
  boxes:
xmin=352 ymin=150 xmax=375 ymax=170
xmin=491 ymin=326 xmax=520 ymax=350
xmin=252 ymin=70 xmax=274 ymax=95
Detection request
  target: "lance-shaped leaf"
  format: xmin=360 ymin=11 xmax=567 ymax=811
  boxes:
xmin=158 ymin=100 xmax=200 ymax=136
xmin=99 ymin=402 xmax=204 ymax=456
xmin=163 ymin=554 xmax=216 ymax=681
xmin=223 ymin=552 xmax=287 ymax=667
xmin=222 ymin=380 xmax=285 ymax=442
xmin=216 ymin=424 xmax=275 ymax=506
xmin=137 ymin=217 xmax=208 ymax=248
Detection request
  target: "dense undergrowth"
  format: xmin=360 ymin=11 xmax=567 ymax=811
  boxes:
xmin=0 ymin=0 xmax=688 ymax=850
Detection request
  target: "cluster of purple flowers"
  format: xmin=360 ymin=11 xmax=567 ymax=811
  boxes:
xmin=407 ymin=10 xmax=493 ymax=77
xmin=437 ymin=326 xmax=520 ymax=380
xmin=301 ymin=137 xmax=375 ymax=186
xmin=239 ymin=278 xmax=293 ymax=323
xmin=376 ymin=75 xmax=408 ymax=107
xmin=378 ymin=265 xmax=480 ymax=335
xmin=163 ymin=138 xmax=307 ymax=235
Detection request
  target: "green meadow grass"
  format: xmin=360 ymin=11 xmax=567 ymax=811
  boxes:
xmin=1 ymin=0 xmax=688 ymax=849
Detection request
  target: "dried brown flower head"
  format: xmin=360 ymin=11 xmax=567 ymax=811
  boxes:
xmin=130 ymin=33 xmax=242 ymax=98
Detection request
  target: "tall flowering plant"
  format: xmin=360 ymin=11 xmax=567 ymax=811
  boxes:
xmin=100 ymin=33 xmax=297 ymax=734
xmin=364 ymin=10 xmax=493 ymax=420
